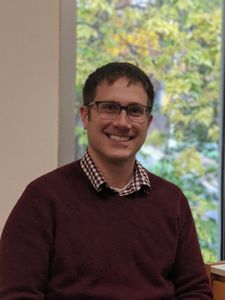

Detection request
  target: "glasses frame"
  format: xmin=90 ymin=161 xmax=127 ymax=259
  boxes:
xmin=88 ymin=101 xmax=152 ymax=123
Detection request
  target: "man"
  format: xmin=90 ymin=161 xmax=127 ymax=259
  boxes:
xmin=0 ymin=62 xmax=212 ymax=299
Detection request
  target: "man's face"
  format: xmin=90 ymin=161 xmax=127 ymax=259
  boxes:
xmin=80 ymin=77 xmax=152 ymax=167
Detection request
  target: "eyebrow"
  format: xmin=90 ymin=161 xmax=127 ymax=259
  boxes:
xmin=95 ymin=100 xmax=144 ymax=105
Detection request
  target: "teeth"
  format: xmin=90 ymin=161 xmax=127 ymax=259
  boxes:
xmin=109 ymin=134 xmax=130 ymax=142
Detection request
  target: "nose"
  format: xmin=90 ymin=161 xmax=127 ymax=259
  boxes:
xmin=113 ymin=109 xmax=132 ymax=128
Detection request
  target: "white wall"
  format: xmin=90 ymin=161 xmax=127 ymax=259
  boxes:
xmin=0 ymin=0 xmax=76 ymax=232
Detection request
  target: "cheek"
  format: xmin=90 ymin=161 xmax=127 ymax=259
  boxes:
xmin=138 ymin=126 xmax=149 ymax=141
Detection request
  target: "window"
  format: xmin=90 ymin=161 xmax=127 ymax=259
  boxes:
xmin=75 ymin=0 xmax=223 ymax=262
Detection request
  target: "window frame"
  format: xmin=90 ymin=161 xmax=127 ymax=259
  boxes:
xmin=220 ymin=0 xmax=225 ymax=260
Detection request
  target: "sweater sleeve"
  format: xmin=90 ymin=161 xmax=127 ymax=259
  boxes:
xmin=0 ymin=184 xmax=54 ymax=299
xmin=171 ymin=193 xmax=212 ymax=299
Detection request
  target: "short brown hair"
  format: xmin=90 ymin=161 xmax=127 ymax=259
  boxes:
xmin=83 ymin=62 xmax=154 ymax=109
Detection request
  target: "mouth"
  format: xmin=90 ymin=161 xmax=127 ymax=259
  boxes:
xmin=107 ymin=134 xmax=132 ymax=142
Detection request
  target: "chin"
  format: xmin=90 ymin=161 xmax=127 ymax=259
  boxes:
xmin=106 ymin=152 xmax=135 ymax=163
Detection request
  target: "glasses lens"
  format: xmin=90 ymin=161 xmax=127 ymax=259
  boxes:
xmin=98 ymin=102 xmax=119 ymax=119
xmin=95 ymin=101 xmax=149 ymax=122
xmin=127 ymin=104 xmax=146 ymax=122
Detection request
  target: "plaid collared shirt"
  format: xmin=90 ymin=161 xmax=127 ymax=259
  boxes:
xmin=80 ymin=151 xmax=151 ymax=196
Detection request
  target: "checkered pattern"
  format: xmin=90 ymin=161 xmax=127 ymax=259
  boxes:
xmin=80 ymin=151 xmax=151 ymax=196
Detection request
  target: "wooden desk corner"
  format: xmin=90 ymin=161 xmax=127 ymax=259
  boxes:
xmin=205 ymin=261 xmax=225 ymax=300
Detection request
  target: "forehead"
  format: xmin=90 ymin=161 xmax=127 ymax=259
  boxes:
xmin=98 ymin=77 xmax=143 ymax=88
xmin=95 ymin=78 xmax=148 ymax=105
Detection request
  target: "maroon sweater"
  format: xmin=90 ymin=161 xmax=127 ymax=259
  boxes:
xmin=0 ymin=161 xmax=212 ymax=299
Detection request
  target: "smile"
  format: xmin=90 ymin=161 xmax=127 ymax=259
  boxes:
xmin=108 ymin=134 xmax=131 ymax=142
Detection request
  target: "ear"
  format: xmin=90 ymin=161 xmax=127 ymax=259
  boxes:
xmin=146 ymin=114 xmax=153 ymax=129
xmin=80 ymin=106 xmax=88 ymax=129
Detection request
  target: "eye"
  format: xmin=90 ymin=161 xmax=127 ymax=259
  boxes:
xmin=128 ymin=104 xmax=144 ymax=116
xmin=100 ymin=102 xmax=118 ymax=113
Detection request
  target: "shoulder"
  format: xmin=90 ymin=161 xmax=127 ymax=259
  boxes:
xmin=146 ymin=170 xmax=190 ymax=211
xmin=146 ymin=171 xmax=195 ymax=229
xmin=32 ymin=160 xmax=81 ymax=181
xmin=147 ymin=170 xmax=183 ymax=196
xmin=29 ymin=160 xmax=83 ymax=187
xmin=8 ymin=160 xmax=88 ymax=217
xmin=21 ymin=160 xmax=88 ymax=201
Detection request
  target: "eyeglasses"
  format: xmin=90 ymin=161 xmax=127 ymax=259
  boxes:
xmin=88 ymin=101 xmax=152 ymax=123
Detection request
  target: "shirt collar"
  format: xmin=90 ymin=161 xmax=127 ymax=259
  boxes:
xmin=80 ymin=151 xmax=151 ymax=196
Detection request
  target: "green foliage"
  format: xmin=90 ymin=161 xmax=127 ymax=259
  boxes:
xmin=76 ymin=0 xmax=222 ymax=262
xmin=75 ymin=127 xmax=87 ymax=146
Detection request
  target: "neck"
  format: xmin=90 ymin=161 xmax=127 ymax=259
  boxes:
xmin=88 ymin=151 xmax=136 ymax=189
xmin=102 ymin=161 xmax=135 ymax=188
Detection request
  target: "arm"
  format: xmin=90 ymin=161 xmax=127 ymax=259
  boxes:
xmin=0 ymin=185 xmax=54 ymax=299
xmin=171 ymin=194 xmax=213 ymax=299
